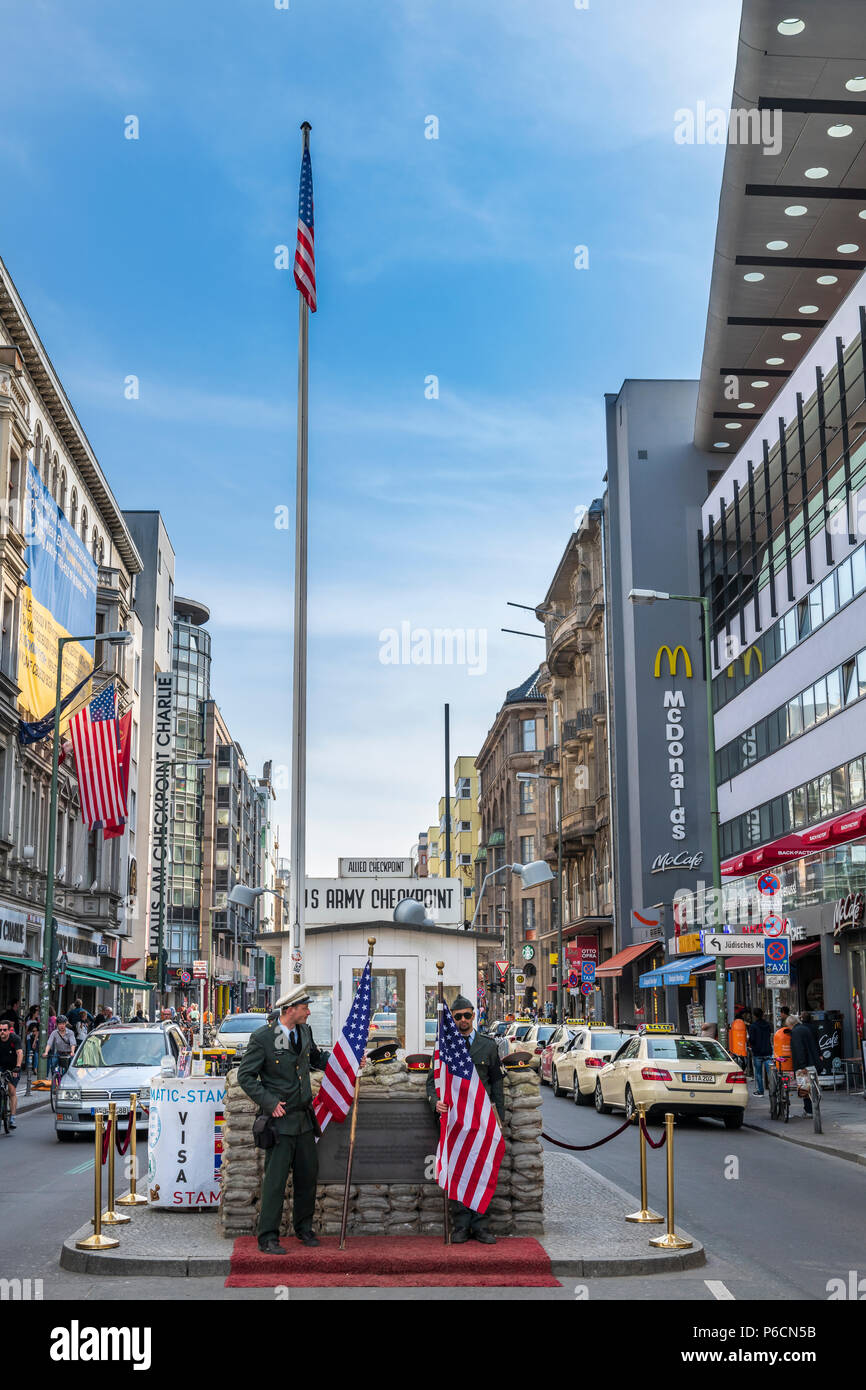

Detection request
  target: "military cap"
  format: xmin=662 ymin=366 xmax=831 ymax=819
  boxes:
xmin=451 ymin=994 xmax=474 ymax=1013
xmin=368 ymin=1042 xmax=399 ymax=1063
xmin=405 ymin=1053 xmax=432 ymax=1072
xmin=275 ymin=982 xmax=311 ymax=1010
xmin=502 ymin=1051 xmax=532 ymax=1070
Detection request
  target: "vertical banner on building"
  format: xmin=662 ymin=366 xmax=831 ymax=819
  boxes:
xmin=18 ymin=463 xmax=98 ymax=720
xmin=149 ymin=672 xmax=175 ymax=954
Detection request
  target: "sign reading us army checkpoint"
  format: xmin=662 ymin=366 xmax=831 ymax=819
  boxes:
xmin=303 ymin=878 xmax=462 ymax=925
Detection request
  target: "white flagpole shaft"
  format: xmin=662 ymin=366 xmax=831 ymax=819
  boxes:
xmin=289 ymin=277 xmax=309 ymax=989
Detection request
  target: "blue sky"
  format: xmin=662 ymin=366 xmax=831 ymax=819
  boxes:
xmin=0 ymin=0 xmax=741 ymax=874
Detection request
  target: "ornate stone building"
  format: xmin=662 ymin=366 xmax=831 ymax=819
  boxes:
xmin=536 ymin=501 xmax=615 ymax=1017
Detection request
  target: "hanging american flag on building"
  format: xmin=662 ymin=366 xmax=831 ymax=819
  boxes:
xmin=294 ymin=141 xmax=316 ymax=312
xmin=312 ymin=957 xmax=371 ymax=1133
xmin=435 ymin=1002 xmax=504 ymax=1215
xmin=68 ymin=683 xmax=126 ymax=833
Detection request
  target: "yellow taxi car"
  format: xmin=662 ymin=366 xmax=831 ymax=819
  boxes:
xmin=593 ymin=1024 xmax=748 ymax=1128
xmin=549 ymin=1024 xmax=635 ymax=1101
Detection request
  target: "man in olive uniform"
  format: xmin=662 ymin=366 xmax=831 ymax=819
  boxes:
xmin=427 ymin=993 xmax=505 ymax=1244
xmin=238 ymin=983 xmax=346 ymax=1253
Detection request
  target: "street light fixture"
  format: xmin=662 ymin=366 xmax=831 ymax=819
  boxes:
xmin=627 ymin=587 xmax=726 ymax=1046
xmin=37 ymin=629 xmax=133 ymax=1079
xmin=517 ymin=770 xmax=564 ymax=1022
xmin=393 ymin=898 xmax=436 ymax=928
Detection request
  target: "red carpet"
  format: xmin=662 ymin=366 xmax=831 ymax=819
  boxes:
xmin=225 ymin=1235 xmax=559 ymax=1287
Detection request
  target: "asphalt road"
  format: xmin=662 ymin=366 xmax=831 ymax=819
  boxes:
xmin=1 ymin=1096 xmax=863 ymax=1303
xmin=539 ymin=1084 xmax=866 ymax=1300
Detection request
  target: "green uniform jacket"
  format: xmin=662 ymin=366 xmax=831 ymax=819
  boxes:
xmin=237 ymin=1021 xmax=330 ymax=1136
xmin=427 ymin=1030 xmax=505 ymax=1120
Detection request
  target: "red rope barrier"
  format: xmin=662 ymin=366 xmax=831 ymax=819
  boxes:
xmin=541 ymin=1114 xmax=634 ymax=1150
xmin=101 ymin=1122 xmax=111 ymax=1165
xmin=639 ymin=1116 xmax=667 ymax=1149
xmin=116 ymin=1107 xmax=134 ymax=1156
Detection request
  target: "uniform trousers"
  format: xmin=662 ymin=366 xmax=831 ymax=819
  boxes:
xmin=258 ymin=1129 xmax=318 ymax=1241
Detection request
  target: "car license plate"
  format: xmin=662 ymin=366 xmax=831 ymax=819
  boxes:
xmin=681 ymin=1073 xmax=714 ymax=1083
xmin=90 ymin=1103 xmax=129 ymax=1115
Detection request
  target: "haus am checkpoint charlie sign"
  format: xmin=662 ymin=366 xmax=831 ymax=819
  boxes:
xmin=304 ymin=878 xmax=463 ymax=926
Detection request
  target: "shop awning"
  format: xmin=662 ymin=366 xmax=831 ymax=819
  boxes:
xmin=722 ymin=811 xmax=866 ymax=878
xmin=66 ymin=965 xmax=154 ymax=991
xmin=640 ymin=955 xmax=716 ymax=988
xmin=596 ymin=941 xmax=658 ymax=977
xmin=0 ymin=953 xmax=43 ymax=972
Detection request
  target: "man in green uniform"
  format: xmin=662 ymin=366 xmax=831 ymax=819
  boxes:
xmin=238 ymin=983 xmax=360 ymax=1253
xmin=427 ymin=993 xmax=505 ymax=1245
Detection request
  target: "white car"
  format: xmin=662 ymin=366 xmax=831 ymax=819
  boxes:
xmin=213 ymin=1012 xmax=270 ymax=1056
xmin=593 ymin=1025 xmax=748 ymax=1128
xmin=54 ymin=1023 xmax=188 ymax=1141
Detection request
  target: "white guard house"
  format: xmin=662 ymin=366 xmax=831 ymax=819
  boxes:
xmin=271 ymin=877 xmax=483 ymax=1053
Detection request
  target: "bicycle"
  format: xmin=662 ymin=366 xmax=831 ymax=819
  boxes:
xmin=767 ymin=1062 xmax=791 ymax=1122
xmin=0 ymin=1070 xmax=12 ymax=1135
xmin=48 ymin=1055 xmax=71 ymax=1113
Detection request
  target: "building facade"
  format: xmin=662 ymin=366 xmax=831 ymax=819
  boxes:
xmin=474 ymin=672 xmax=551 ymax=1013
xmin=0 ymin=256 xmax=144 ymax=1019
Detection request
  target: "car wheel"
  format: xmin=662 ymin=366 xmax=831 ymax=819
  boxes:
xmin=574 ymin=1076 xmax=591 ymax=1106
xmin=723 ymin=1110 xmax=744 ymax=1130
xmin=56 ymin=1130 xmax=76 ymax=1142
xmin=624 ymin=1085 xmax=637 ymax=1123
xmin=594 ymin=1080 xmax=611 ymax=1115
xmin=551 ymin=1066 xmax=563 ymax=1098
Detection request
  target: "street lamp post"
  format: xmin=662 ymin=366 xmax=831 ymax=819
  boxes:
xmin=37 ymin=629 xmax=132 ymax=1080
xmin=628 ymin=588 xmax=726 ymax=1047
xmin=228 ymin=882 xmax=288 ymax=1005
xmin=517 ymin=771 xmax=563 ymax=1022
xmin=469 ymin=860 xmax=554 ymax=1014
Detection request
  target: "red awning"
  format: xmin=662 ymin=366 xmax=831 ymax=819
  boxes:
xmin=722 ymin=811 xmax=866 ymax=878
xmin=792 ymin=942 xmax=819 ymax=960
xmin=596 ymin=941 xmax=658 ymax=978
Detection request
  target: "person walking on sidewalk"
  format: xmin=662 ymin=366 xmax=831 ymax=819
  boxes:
xmin=789 ymin=1013 xmax=821 ymax=1117
xmin=748 ymin=1007 xmax=774 ymax=1095
xmin=0 ymin=1019 xmax=23 ymax=1129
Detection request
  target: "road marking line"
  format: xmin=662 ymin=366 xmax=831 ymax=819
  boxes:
xmin=66 ymin=1160 xmax=94 ymax=1176
xmin=705 ymin=1279 xmax=735 ymax=1300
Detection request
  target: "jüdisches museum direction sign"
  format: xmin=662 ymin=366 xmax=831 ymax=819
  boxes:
xmin=304 ymin=878 xmax=463 ymax=925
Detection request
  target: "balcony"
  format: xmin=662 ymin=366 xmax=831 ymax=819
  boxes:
xmin=562 ymin=806 xmax=596 ymax=840
xmin=563 ymin=709 xmax=593 ymax=745
xmin=543 ymin=745 xmax=560 ymax=767
xmin=593 ymin=691 xmax=607 ymax=716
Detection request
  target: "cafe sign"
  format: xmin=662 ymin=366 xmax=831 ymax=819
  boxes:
xmin=833 ymin=892 xmax=865 ymax=937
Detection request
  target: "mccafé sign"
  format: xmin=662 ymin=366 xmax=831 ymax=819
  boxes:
xmin=834 ymin=892 xmax=865 ymax=937
xmin=654 ymin=644 xmax=693 ymax=844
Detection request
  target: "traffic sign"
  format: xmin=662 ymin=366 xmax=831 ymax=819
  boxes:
xmin=757 ymin=872 xmax=781 ymax=897
xmin=521 ymin=944 xmax=535 ymax=961
xmin=568 ymin=970 xmax=580 ymax=989
xmin=704 ymin=934 xmax=786 ymax=954
xmin=580 ymin=982 xmax=593 ymax=996
xmin=762 ymin=914 xmax=786 ymax=937
xmin=581 ymin=960 xmax=596 ymax=983
xmin=514 ymin=973 xmax=526 ymax=987
xmin=495 ymin=960 xmax=510 ymax=979
xmin=192 ymin=961 xmax=207 ymax=978
xmin=180 ymin=970 xmax=191 ymax=984
xmin=291 ymin=949 xmax=303 ymax=962
xmin=764 ymin=935 xmax=790 ymax=986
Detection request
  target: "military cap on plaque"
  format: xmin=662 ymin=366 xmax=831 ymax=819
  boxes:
xmin=502 ymin=1051 xmax=532 ymax=1070
xmin=405 ymin=1053 xmax=432 ymax=1072
xmin=275 ymin=982 xmax=312 ymax=1010
xmin=450 ymin=994 xmax=474 ymax=1013
xmin=368 ymin=1042 xmax=399 ymax=1063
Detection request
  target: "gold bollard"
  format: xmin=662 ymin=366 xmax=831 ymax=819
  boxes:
xmin=116 ymin=1094 xmax=148 ymax=1207
xmin=75 ymin=1112 xmax=120 ymax=1250
xmin=625 ymin=1104 xmax=663 ymax=1224
xmin=649 ymin=1113 xmax=693 ymax=1250
xmin=102 ymin=1102 xmax=131 ymax=1225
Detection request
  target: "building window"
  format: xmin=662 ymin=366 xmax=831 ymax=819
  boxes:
xmin=156 ymin=605 xmax=160 ymax=630
xmin=520 ymin=835 xmax=535 ymax=862
xmin=519 ymin=780 xmax=535 ymax=813
xmin=134 ymin=653 xmax=140 ymax=693
xmin=522 ymin=897 xmax=536 ymax=931
xmin=158 ymin=549 xmax=162 ymax=574
xmin=521 ymin=719 xmax=537 ymax=752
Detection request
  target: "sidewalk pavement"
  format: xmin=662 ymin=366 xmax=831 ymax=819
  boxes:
xmin=60 ymin=1150 xmax=705 ymax=1279
xmin=744 ymin=1082 xmax=866 ymax=1165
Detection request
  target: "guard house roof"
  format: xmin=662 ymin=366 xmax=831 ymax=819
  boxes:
xmin=694 ymin=0 xmax=866 ymax=455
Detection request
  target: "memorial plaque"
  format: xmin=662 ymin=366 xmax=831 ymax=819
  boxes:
xmin=315 ymin=1098 xmax=439 ymax=1184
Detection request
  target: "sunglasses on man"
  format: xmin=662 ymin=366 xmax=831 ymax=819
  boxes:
xmin=452 ymin=1010 xmax=474 ymax=1021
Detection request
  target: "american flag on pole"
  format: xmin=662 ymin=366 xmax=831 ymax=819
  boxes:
xmin=68 ymin=683 xmax=126 ymax=833
xmin=435 ymin=1003 xmax=504 ymax=1214
xmin=312 ymin=958 xmax=371 ymax=1134
xmin=294 ymin=142 xmax=316 ymax=312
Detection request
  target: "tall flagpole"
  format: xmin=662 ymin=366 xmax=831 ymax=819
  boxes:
xmin=289 ymin=120 xmax=312 ymax=988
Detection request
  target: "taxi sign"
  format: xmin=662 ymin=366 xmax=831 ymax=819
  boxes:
xmin=637 ymin=1022 xmax=676 ymax=1034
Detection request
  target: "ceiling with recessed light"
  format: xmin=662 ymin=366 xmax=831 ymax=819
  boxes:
xmin=694 ymin=0 xmax=866 ymax=453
